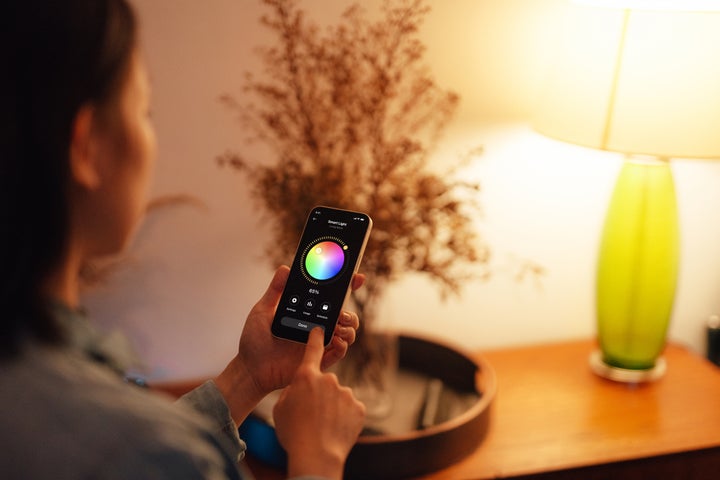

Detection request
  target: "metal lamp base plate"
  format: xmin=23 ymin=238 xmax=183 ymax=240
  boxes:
xmin=589 ymin=350 xmax=666 ymax=383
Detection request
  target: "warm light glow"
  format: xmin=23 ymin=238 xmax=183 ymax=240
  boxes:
xmin=534 ymin=4 xmax=720 ymax=159
xmin=574 ymin=0 xmax=720 ymax=12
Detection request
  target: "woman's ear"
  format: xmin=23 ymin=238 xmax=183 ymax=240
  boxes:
xmin=69 ymin=105 xmax=102 ymax=190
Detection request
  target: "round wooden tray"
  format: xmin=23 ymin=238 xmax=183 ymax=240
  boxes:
xmin=348 ymin=334 xmax=495 ymax=478
xmin=240 ymin=334 xmax=496 ymax=479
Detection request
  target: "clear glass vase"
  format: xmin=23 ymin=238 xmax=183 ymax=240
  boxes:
xmin=333 ymin=330 xmax=398 ymax=423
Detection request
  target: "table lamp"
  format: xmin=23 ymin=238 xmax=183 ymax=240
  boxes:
xmin=534 ymin=0 xmax=720 ymax=382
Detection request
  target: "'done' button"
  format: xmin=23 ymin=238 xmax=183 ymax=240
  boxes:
xmin=281 ymin=317 xmax=323 ymax=332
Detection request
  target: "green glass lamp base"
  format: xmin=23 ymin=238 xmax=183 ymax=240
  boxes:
xmin=594 ymin=155 xmax=679 ymax=375
xmin=589 ymin=350 xmax=666 ymax=383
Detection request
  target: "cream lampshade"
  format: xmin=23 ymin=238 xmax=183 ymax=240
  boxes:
xmin=535 ymin=2 xmax=720 ymax=157
xmin=534 ymin=1 xmax=720 ymax=381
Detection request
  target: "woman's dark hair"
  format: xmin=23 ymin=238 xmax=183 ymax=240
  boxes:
xmin=0 ymin=0 xmax=137 ymax=355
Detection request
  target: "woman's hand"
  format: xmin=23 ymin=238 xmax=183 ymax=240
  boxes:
xmin=273 ymin=327 xmax=366 ymax=479
xmin=214 ymin=266 xmax=363 ymax=423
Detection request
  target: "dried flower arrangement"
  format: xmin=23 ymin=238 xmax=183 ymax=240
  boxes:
xmin=218 ymin=0 xmax=491 ymax=400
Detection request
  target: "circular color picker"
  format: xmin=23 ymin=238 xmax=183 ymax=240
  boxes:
xmin=304 ymin=240 xmax=346 ymax=281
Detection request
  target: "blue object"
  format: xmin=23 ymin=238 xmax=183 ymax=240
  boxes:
xmin=238 ymin=415 xmax=287 ymax=469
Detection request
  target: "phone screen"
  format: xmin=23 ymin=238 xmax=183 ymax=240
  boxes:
xmin=271 ymin=206 xmax=372 ymax=345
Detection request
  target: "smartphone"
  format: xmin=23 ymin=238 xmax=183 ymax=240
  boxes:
xmin=271 ymin=206 xmax=372 ymax=345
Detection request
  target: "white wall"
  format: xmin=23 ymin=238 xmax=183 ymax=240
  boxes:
xmin=81 ymin=0 xmax=720 ymax=381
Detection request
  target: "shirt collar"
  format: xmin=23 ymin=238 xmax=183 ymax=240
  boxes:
xmin=50 ymin=301 xmax=144 ymax=375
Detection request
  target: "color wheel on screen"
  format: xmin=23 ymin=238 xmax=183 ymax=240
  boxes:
xmin=303 ymin=239 xmax=347 ymax=282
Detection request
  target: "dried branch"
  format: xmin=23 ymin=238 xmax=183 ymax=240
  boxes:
xmin=219 ymin=0 xmax=491 ymax=325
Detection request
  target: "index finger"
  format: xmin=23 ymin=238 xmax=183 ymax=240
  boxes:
xmin=301 ymin=327 xmax=326 ymax=369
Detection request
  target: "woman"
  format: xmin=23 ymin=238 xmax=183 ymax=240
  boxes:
xmin=0 ymin=1 xmax=365 ymax=479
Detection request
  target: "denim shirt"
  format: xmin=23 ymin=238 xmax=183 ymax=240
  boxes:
xmin=0 ymin=305 xmax=327 ymax=480
xmin=0 ymin=306 xmax=243 ymax=480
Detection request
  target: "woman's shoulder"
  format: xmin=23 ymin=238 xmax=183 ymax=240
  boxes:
xmin=0 ymin=344 xmax=240 ymax=479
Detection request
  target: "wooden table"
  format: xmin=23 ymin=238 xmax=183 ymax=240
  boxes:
xmin=243 ymin=338 xmax=720 ymax=479
xmin=410 ymin=339 xmax=720 ymax=479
